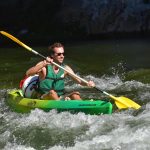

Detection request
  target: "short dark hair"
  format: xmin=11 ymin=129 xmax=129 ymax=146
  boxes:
xmin=48 ymin=42 xmax=64 ymax=51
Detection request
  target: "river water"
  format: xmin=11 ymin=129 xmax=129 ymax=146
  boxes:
xmin=0 ymin=38 xmax=150 ymax=150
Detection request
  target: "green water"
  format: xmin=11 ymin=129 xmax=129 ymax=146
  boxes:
xmin=0 ymin=39 xmax=150 ymax=89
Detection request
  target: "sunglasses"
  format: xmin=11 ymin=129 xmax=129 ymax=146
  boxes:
xmin=55 ymin=52 xmax=65 ymax=56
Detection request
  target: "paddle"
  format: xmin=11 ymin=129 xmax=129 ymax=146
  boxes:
xmin=0 ymin=31 xmax=141 ymax=110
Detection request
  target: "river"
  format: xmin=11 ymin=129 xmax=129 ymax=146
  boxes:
xmin=0 ymin=38 xmax=150 ymax=150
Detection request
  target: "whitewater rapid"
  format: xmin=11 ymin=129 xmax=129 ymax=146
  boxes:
xmin=0 ymin=74 xmax=150 ymax=150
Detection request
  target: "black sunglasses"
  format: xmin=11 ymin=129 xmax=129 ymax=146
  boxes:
xmin=55 ymin=52 xmax=65 ymax=56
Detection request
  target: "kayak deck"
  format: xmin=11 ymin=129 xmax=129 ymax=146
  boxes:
xmin=7 ymin=90 xmax=113 ymax=115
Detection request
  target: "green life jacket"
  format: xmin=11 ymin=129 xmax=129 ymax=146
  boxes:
xmin=37 ymin=65 xmax=65 ymax=96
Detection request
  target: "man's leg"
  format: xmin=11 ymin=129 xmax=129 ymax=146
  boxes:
xmin=41 ymin=90 xmax=60 ymax=100
xmin=68 ymin=91 xmax=81 ymax=100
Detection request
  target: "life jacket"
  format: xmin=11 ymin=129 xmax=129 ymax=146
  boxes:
xmin=21 ymin=75 xmax=39 ymax=98
xmin=37 ymin=65 xmax=65 ymax=96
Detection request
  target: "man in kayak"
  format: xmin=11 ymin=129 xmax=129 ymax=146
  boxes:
xmin=26 ymin=42 xmax=95 ymax=100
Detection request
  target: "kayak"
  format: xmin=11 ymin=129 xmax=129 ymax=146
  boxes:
xmin=7 ymin=90 xmax=113 ymax=115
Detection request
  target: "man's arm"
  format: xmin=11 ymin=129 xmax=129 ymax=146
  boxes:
xmin=26 ymin=57 xmax=53 ymax=76
xmin=65 ymin=65 xmax=95 ymax=87
xmin=26 ymin=61 xmax=46 ymax=76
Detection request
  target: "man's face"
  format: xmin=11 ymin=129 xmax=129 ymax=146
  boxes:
xmin=52 ymin=47 xmax=65 ymax=64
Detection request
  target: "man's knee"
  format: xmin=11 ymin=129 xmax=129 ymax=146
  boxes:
xmin=70 ymin=91 xmax=80 ymax=96
xmin=69 ymin=91 xmax=81 ymax=100
xmin=46 ymin=90 xmax=59 ymax=100
xmin=48 ymin=90 xmax=57 ymax=96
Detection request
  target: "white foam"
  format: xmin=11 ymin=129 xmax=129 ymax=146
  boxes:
xmin=3 ymin=142 xmax=35 ymax=150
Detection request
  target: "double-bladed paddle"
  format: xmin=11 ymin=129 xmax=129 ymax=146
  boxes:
xmin=0 ymin=31 xmax=141 ymax=109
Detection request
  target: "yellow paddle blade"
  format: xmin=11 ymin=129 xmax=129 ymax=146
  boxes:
xmin=109 ymin=95 xmax=141 ymax=110
xmin=0 ymin=31 xmax=32 ymax=51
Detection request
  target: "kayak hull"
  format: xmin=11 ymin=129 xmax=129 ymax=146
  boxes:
xmin=7 ymin=90 xmax=113 ymax=115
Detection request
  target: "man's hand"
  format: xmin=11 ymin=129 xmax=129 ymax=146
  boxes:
xmin=43 ymin=57 xmax=53 ymax=66
xmin=87 ymin=81 xmax=95 ymax=87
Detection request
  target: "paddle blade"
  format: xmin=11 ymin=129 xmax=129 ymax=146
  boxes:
xmin=0 ymin=31 xmax=32 ymax=51
xmin=109 ymin=95 xmax=141 ymax=110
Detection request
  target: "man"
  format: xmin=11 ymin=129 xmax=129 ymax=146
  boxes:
xmin=26 ymin=42 xmax=95 ymax=100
